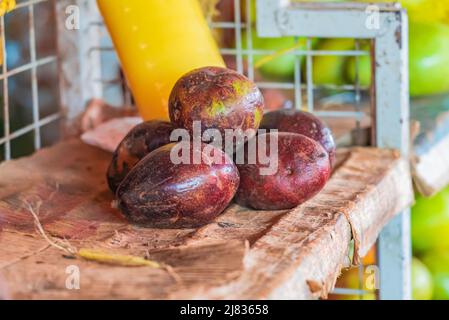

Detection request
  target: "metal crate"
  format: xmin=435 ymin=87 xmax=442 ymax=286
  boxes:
xmin=0 ymin=0 xmax=411 ymax=299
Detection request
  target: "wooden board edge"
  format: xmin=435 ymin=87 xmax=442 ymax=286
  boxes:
xmin=197 ymin=148 xmax=411 ymax=300
xmin=412 ymin=134 xmax=449 ymax=197
xmin=267 ymin=214 xmax=352 ymax=299
xmin=345 ymin=150 xmax=414 ymax=261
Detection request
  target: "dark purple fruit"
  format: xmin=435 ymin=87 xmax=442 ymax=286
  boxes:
xmin=117 ymin=142 xmax=240 ymax=228
xmin=107 ymin=120 xmax=176 ymax=192
xmin=169 ymin=66 xmax=264 ymax=145
xmin=260 ymin=109 xmax=336 ymax=166
xmin=235 ymin=132 xmax=331 ymax=210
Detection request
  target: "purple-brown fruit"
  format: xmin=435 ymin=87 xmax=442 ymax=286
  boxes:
xmin=107 ymin=120 xmax=176 ymax=193
xmin=169 ymin=66 xmax=264 ymax=145
xmin=260 ymin=109 xmax=336 ymax=166
xmin=117 ymin=142 xmax=240 ymax=228
xmin=235 ymin=132 xmax=331 ymax=210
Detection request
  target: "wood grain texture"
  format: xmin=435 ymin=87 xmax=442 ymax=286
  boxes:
xmin=411 ymin=94 xmax=449 ymax=197
xmin=412 ymin=137 xmax=449 ymax=197
xmin=0 ymin=140 xmax=413 ymax=299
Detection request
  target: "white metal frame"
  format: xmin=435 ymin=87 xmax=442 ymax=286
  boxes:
xmin=256 ymin=0 xmax=410 ymax=299
xmin=55 ymin=0 xmax=103 ymax=122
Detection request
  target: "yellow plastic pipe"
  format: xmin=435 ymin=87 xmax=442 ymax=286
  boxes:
xmin=0 ymin=0 xmax=16 ymax=17
xmin=0 ymin=0 xmax=16 ymax=67
xmin=97 ymin=0 xmax=225 ymax=120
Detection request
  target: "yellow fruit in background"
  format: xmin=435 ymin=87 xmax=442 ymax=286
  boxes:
xmin=412 ymin=257 xmax=434 ymax=300
xmin=401 ymin=0 xmax=449 ymax=25
xmin=328 ymin=245 xmax=377 ymax=300
xmin=329 ymin=266 xmax=377 ymax=300
xmin=421 ymin=251 xmax=449 ymax=300
xmin=330 ymin=255 xmax=433 ymax=300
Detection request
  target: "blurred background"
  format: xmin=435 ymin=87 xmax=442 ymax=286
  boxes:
xmin=1 ymin=0 xmax=60 ymax=161
xmin=2 ymin=0 xmax=449 ymax=300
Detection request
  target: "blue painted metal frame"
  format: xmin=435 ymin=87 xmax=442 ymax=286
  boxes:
xmin=256 ymin=0 xmax=411 ymax=300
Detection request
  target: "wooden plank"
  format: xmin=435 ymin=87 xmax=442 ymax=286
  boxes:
xmin=411 ymin=94 xmax=449 ymax=197
xmin=0 ymin=140 xmax=413 ymax=299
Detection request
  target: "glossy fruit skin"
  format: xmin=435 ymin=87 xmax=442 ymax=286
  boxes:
xmin=422 ymin=250 xmax=449 ymax=300
xmin=169 ymin=66 xmax=264 ymax=145
xmin=260 ymin=109 xmax=336 ymax=166
xmin=412 ymin=257 xmax=434 ymax=300
xmin=106 ymin=120 xmax=176 ymax=192
xmin=411 ymin=188 xmax=449 ymax=253
xmin=117 ymin=143 xmax=240 ymax=228
xmin=235 ymin=132 xmax=331 ymax=210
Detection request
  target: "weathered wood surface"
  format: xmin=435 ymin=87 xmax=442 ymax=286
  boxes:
xmin=411 ymin=94 xmax=449 ymax=197
xmin=0 ymin=140 xmax=413 ymax=299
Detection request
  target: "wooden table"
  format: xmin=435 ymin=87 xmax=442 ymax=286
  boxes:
xmin=0 ymin=140 xmax=412 ymax=299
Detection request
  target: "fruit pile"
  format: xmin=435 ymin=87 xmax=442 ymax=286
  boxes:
xmin=107 ymin=66 xmax=335 ymax=228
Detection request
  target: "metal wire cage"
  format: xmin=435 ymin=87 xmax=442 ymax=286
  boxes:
xmin=0 ymin=0 xmax=411 ymax=299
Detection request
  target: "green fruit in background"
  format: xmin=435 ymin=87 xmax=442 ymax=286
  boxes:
xmin=346 ymin=21 xmax=449 ymax=96
xmin=394 ymin=0 xmax=449 ymax=25
xmin=242 ymin=28 xmax=305 ymax=80
xmin=312 ymin=38 xmax=355 ymax=85
xmin=346 ymin=48 xmax=371 ymax=88
xmin=355 ymin=1 xmax=449 ymax=25
xmin=412 ymin=257 xmax=434 ymax=300
xmin=409 ymin=22 xmax=449 ymax=96
xmin=241 ymin=0 xmax=256 ymax=24
xmin=412 ymin=188 xmax=449 ymax=253
xmin=422 ymin=251 xmax=449 ymax=300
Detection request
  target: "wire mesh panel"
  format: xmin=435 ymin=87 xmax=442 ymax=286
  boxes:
xmin=68 ymin=1 xmax=369 ymax=121
xmin=218 ymin=0 xmax=371 ymax=149
xmin=0 ymin=0 xmax=410 ymax=299
xmin=0 ymin=0 xmax=60 ymax=161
